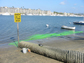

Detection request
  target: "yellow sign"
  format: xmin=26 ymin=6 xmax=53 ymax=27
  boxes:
xmin=14 ymin=13 xmax=21 ymax=22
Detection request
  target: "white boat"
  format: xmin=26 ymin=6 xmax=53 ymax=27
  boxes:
xmin=61 ymin=25 xmax=75 ymax=30
xmin=73 ymin=21 xmax=84 ymax=25
xmin=73 ymin=17 xmax=84 ymax=25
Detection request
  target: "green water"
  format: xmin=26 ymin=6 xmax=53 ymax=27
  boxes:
xmin=9 ymin=31 xmax=83 ymax=47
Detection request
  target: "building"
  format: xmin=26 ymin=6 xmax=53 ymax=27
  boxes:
xmin=0 ymin=6 xmax=53 ymax=15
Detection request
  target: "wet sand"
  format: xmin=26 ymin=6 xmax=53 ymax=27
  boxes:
xmin=43 ymin=36 xmax=84 ymax=53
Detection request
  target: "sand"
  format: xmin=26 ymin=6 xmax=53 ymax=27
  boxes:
xmin=0 ymin=46 xmax=63 ymax=63
xmin=0 ymin=35 xmax=84 ymax=63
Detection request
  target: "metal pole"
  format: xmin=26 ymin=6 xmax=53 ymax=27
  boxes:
xmin=17 ymin=22 xmax=19 ymax=46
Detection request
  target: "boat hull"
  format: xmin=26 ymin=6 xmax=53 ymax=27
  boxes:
xmin=73 ymin=22 xmax=84 ymax=25
xmin=61 ymin=26 xmax=75 ymax=30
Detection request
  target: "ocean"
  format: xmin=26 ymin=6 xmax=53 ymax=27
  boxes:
xmin=0 ymin=15 xmax=84 ymax=45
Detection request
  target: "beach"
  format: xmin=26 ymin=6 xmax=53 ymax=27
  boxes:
xmin=0 ymin=46 xmax=63 ymax=63
xmin=0 ymin=35 xmax=84 ymax=63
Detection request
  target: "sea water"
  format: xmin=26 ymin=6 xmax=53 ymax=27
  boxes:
xmin=0 ymin=15 xmax=84 ymax=44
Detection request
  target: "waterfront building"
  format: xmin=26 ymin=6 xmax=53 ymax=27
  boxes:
xmin=0 ymin=6 xmax=53 ymax=15
xmin=0 ymin=6 xmax=84 ymax=17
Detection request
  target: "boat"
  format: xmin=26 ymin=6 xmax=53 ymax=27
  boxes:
xmin=61 ymin=25 xmax=75 ymax=30
xmin=73 ymin=21 xmax=84 ymax=25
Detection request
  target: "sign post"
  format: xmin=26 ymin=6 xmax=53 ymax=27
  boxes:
xmin=14 ymin=13 xmax=21 ymax=46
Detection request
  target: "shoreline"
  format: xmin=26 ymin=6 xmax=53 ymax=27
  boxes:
xmin=0 ymin=35 xmax=84 ymax=63
xmin=0 ymin=34 xmax=84 ymax=49
xmin=0 ymin=14 xmax=84 ymax=17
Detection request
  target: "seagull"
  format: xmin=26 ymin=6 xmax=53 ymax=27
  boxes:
xmin=46 ymin=24 xmax=49 ymax=27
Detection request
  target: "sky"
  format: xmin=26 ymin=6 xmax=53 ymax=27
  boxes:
xmin=0 ymin=0 xmax=84 ymax=13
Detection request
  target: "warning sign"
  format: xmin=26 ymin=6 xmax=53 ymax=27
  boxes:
xmin=14 ymin=13 xmax=21 ymax=22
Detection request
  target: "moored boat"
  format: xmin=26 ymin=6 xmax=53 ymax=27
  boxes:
xmin=61 ymin=25 xmax=75 ymax=30
xmin=73 ymin=21 xmax=84 ymax=25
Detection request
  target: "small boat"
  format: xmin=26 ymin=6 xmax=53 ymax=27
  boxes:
xmin=73 ymin=21 xmax=84 ymax=25
xmin=61 ymin=25 xmax=75 ymax=30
